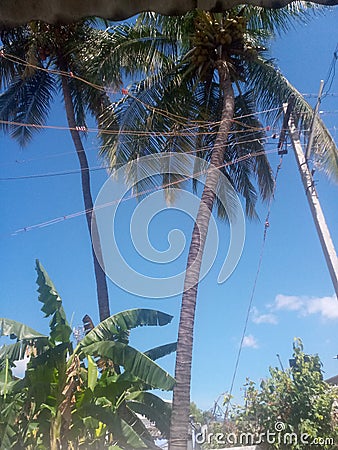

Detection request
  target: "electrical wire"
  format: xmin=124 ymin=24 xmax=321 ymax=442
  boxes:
xmin=0 ymin=129 xmax=278 ymax=168
xmin=1 ymin=121 xmax=337 ymax=171
xmin=0 ymin=136 xmax=281 ymax=181
xmin=224 ymin=154 xmax=284 ymax=420
xmin=323 ymin=43 xmax=338 ymax=99
xmin=0 ymin=51 xmax=280 ymax=131
xmin=7 ymin=147 xmax=281 ymax=236
xmin=0 ymin=137 xmax=275 ymax=181
xmin=303 ymin=93 xmax=338 ymax=98
xmin=0 ymin=111 xmax=278 ymax=139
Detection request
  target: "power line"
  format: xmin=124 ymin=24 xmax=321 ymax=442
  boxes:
xmin=323 ymin=43 xmax=338 ymax=99
xmin=6 ymin=148 xmax=280 ymax=237
xmin=0 ymin=165 xmax=107 ymax=180
xmin=1 ymin=51 xmax=280 ymax=130
xmin=1 ymin=123 xmax=337 ymax=171
xmin=0 ymin=108 xmax=278 ymax=138
xmin=225 ymin=154 xmax=285 ymax=419
xmin=0 ymin=137 xmax=281 ymax=181
xmin=303 ymin=93 xmax=338 ymax=98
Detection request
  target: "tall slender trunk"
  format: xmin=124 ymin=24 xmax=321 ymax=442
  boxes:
xmin=60 ymin=72 xmax=111 ymax=322
xmin=169 ymin=61 xmax=235 ymax=450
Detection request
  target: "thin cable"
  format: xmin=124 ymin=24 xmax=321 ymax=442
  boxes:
xmin=323 ymin=43 xmax=338 ymax=99
xmin=8 ymin=148 xmax=280 ymax=236
xmin=0 ymin=140 xmax=280 ymax=181
xmin=1 ymin=51 xmax=280 ymax=130
xmin=224 ymin=155 xmax=284 ymax=419
xmin=0 ymin=112 xmax=277 ymax=138
xmin=0 ymin=126 xmax=282 ymax=169
xmin=303 ymin=93 xmax=338 ymax=98
xmin=319 ymin=110 xmax=338 ymax=115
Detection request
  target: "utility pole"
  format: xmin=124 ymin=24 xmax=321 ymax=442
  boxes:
xmin=285 ymin=103 xmax=338 ymax=297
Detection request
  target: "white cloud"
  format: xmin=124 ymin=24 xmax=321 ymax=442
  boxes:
xmin=252 ymin=307 xmax=278 ymax=325
xmin=274 ymin=294 xmax=305 ymax=311
xmin=306 ymin=295 xmax=338 ymax=320
xmin=271 ymin=294 xmax=338 ymax=320
xmin=242 ymin=335 xmax=259 ymax=349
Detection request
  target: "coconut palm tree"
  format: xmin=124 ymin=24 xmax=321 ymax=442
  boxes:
xmin=88 ymin=7 xmax=338 ymax=449
xmin=0 ymin=21 xmax=117 ymax=321
xmin=72 ymin=8 xmax=338 ymax=449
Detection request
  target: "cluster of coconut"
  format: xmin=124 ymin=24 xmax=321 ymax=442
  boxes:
xmin=190 ymin=13 xmax=257 ymax=66
xmin=28 ymin=21 xmax=79 ymax=62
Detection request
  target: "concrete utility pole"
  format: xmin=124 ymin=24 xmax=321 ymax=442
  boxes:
xmin=285 ymin=103 xmax=338 ymax=298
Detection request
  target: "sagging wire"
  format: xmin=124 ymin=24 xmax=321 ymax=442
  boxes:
xmin=322 ymin=43 xmax=338 ymax=99
xmin=0 ymin=117 xmax=275 ymax=139
xmin=8 ymin=147 xmax=281 ymax=236
xmin=0 ymin=51 xmax=280 ymax=131
xmin=224 ymin=153 xmax=285 ymax=421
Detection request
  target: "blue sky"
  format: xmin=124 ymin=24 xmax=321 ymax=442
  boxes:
xmin=1 ymin=7 xmax=338 ymax=412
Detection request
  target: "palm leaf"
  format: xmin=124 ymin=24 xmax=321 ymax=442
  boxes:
xmin=0 ymin=70 xmax=56 ymax=146
xmin=99 ymin=54 xmax=275 ymax=219
xmin=246 ymin=56 xmax=338 ymax=181
xmin=82 ymin=341 xmax=175 ymax=391
xmin=0 ymin=49 xmax=19 ymax=90
xmin=81 ymin=24 xmax=175 ymax=89
xmin=244 ymin=3 xmax=323 ymax=36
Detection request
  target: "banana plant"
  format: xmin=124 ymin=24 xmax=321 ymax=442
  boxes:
xmin=0 ymin=260 xmax=176 ymax=449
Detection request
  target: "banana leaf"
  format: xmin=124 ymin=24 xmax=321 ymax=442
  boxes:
xmin=144 ymin=342 xmax=177 ymax=361
xmin=127 ymin=391 xmax=171 ymax=437
xmin=79 ymin=309 xmax=174 ymax=349
xmin=83 ymin=341 xmax=175 ymax=391
xmin=0 ymin=318 xmax=47 ymax=368
xmin=35 ymin=259 xmax=72 ymax=344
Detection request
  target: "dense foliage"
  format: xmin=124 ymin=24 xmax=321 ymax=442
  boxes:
xmin=204 ymin=339 xmax=338 ymax=449
xmin=0 ymin=261 xmax=176 ymax=449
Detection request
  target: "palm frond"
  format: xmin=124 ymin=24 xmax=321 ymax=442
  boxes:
xmin=244 ymin=2 xmax=324 ymax=37
xmin=0 ymin=48 xmax=20 ymax=90
xmin=0 ymin=70 xmax=55 ymax=146
xmin=247 ymin=56 xmax=338 ymax=181
xmin=81 ymin=24 xmax=176 ymax=90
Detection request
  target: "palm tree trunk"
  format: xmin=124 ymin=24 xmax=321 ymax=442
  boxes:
xmin=169 ymin=61 xmax=234 ymax=450
xmin=60 ymin=72 xmax=111 ymax=322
